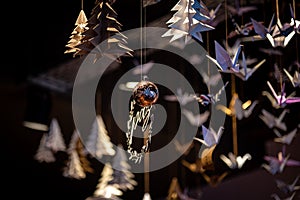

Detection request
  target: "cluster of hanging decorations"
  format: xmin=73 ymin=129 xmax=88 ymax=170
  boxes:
xmin=32 ymin=0 xmax=300 ymax=199
xmin=64 ymin=0 xmax=133 ymax=63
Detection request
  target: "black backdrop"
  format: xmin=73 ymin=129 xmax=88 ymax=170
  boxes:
xmin=2 ymin=0 xmax=300 ymax=200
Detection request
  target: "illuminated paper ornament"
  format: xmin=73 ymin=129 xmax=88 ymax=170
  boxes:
xmin=162 ymin=0 xmax=214 ymax=44
xmin=75 ymin=0 xmax=133 ymax=62
xmin=65 ymin=9 xmax=89 ymax=56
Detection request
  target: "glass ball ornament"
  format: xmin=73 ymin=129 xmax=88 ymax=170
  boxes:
xmin=132 ymin=80 xmax=159 ymax=107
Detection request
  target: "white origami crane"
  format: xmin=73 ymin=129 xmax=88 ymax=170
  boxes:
xmin=259 ymin=109 xmax=288 ymax=131
xmin=131 ymin=60 xmax=154 ymax=75
xmin=201 ymin=71 xmax=222 ymax=87
xmin=251 ymin=6 xmax=296 ymax=48
xmin=164 ymin=88 xmax=197 ymax=105
xmin=283 ymin=68 xmax=300 ymax=88
xmin=182 ymin=109 xmax=210 ymax=127
xmin=216 ymin=93 xmax=258 ymax=120
xmin=273 ymin=128 xmax=298 ymax=145
xmin=220 ymin=152 xmax=252 ymax=169
xmin=206 ymin=40 xmax=241 ymax=73
xmin=234 ymin=51 xmax=266 ymax=81
xmin=193 ymin=125 xmax=224 ymax=147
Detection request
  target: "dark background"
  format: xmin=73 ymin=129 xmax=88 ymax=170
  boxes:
xmin=1 ymin=0 xmax=300 ymax=199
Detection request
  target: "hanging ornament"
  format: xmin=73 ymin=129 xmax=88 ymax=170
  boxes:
xmin=125 ymin=81 xmax=158 ymax=163
xmin=64 ymin=9 xmax=89 ymax=56
xmin=132 ymin=80 xmax=159 ymax=107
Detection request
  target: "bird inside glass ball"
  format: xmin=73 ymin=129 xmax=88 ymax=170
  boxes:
xmin=132 ymin=80 xmax=159 ymax=107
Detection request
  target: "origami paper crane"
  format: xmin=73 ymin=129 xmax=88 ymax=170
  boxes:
xmin=194 ymin=81 xmax=228 ymax=106
xmin=227 ymin=0 xmax=257 ymax=16
xmin=206 ymin=40 xmax=241 ymax=73
xmin=216 ymin=93 xmax=258 ymax=120
xmin=251 ymin=4 xmax=297 ymax=48
xmin=131 ymin=60 xmax=154 ymax=75
xmin=193 ymin=125 xmax=224 ymax=147
xmin=201 ymin=71 xmax=222 ymax=87
xmin=283 ymin=68 xmax=300 ymax=88
xmin=182 ymin=109 xmax=210 ymax=127
xmin=271 ymin=192 xmax=296 ymax=200
xmin=164 ymin=88 xmax=197 ymax=106
xmin=220 ymin=152 xmax=252 ymax=169
xmin=193 ymin=0 xmax=222 ymax=25
xmin=275 ymin=175 xmax=300 ymax=194
xmin=262 ymin=151 xmax=300 ymax=175
xmin=228 ymin=19 xmax=258 ymax=39
xmin=273 ymin=128 xmax=298 ymax=145
xmin=233 ymin=50 xmax=266 ymax=81
xmin=259 ymin=109 xmax=288 ymax=131
xmin=262 ymin=81 xmax=300 ymax=108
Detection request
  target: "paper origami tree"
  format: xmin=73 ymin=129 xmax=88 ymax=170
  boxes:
xmin=74 ymin=0 xmax=133 ymax=62
xmin=162 ymin=0 xmax=214 ymax=44
xmin=45 ymin=118 xmax=67 ymax=152
xmin=85 ymin=115 xmax=116 ymax=159
xmin=92 ymin=162 xmax=123 ymax=199
xmin=64 ymin=9 xmax=89 ymax=56
xmin=63 ymin=130 xmax=93 ymax=179
xmin=34 ymin=133 xmax=56 ymax=163
xmin=108 ymin=144 xmax=137 ymax=191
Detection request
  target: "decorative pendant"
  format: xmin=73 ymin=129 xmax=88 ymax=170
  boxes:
xmin=125 ymin=81 xmax=158 ymax=163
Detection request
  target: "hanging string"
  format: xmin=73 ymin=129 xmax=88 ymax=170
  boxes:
xmin=276 ymin=0 xmax=279 ymax=22
xmin=143 ymin=2 xmax=147 ymax=80
xmin=293 ymin=0 xmax=296 ymax=19
xmin=225 ymin=0 xmax=229 ymax=51
xmin=275 ymin=0 xmax=283 ymax=91
xmin=81 ymin=0 xmax=83 ymax=10
xmin=140 ymin=0 xmax=144 ymax=81
xmin=206 ymin=32 xmax=211 ymax=92
xmin=225 ymin=0 xmax=238 ymax=156
xmin=140 ymin=0 xmax=150 ymax=194
xmin=293 ymin=0 xmax=299 ymax=63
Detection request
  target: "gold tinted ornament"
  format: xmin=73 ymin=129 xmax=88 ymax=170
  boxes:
xmin=132 ymin=80 xmax=159 ymax=107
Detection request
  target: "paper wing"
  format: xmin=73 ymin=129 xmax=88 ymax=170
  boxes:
xmin=286 ymin=96 xmax=300 ymax=104
xmin=214 ymin=41 xmax=233 ymax=71
xmin=200 ymin=125 xmax=217 ymax=147
xmin=220 ymin=154 xmax=234 ymax=168
xmin=251 ymin=17 xmax=267 ymax=38
xmin=283 ymin=68 xmax=296 ymax=87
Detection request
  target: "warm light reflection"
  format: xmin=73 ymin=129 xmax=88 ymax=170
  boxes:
xmin=23 ymin=121 xmax=48 ymax=132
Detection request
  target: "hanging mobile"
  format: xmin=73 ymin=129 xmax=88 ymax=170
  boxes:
xmin=125 ymin=78 xmax=159 ymax=163
xmin=124 ymin=0 xmax=159 ymax=164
